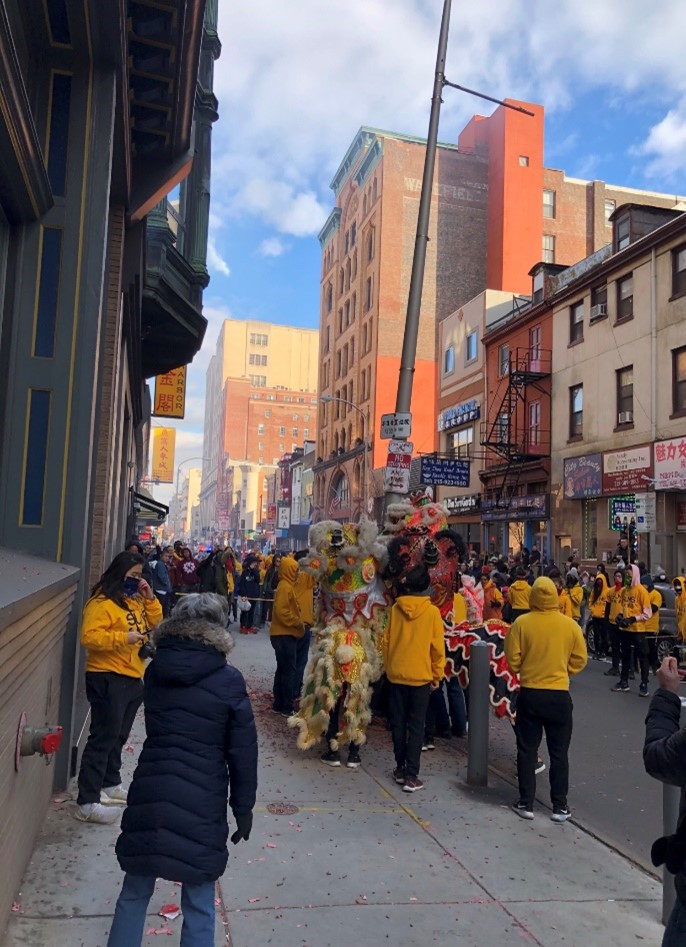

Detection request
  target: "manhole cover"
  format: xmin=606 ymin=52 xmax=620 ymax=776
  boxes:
xmin=266 ymin=802 xmax=300 ymax=815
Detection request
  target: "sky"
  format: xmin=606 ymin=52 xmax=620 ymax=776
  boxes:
xmin=152 ymin=0 xmax=686 ymax=506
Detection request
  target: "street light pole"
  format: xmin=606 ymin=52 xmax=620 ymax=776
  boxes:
xmin=175 ymin=456 xmax=210 ymax=538
xmin=320 ymin=396 xmax=370 ymax=518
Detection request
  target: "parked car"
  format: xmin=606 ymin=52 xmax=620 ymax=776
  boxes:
xmin=584 ymin=582 xmax=677 ymax=664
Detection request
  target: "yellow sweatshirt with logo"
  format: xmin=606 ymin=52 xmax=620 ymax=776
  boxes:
xmin=608 ymin=583 xmax=624 ymax=623
xmin=644 ymin=588 xmax=662 ymax=633
xmin=589 ymin=574 xmax=610 ymax=619
xmin=618 ymin=565 xmax=652 ymax=632
xmin=557 ymin=588 xmax=573 ymax=618
xmin=508 ymin=580 xmax=531 ymax=611
xmin=504 ymin=577 xmax=587 ymax=690
xmin=673 ymin=577 xmax=686 ymax=641
xmin=567 ymin=584 xmax=583 ymax=621
xmin=384 ymin=595 xmax=445 ymax=687
xmin=271 ymin=558 xmax=305 ymax=638
xmin=81 ymin=594 xmax=163 ymax=678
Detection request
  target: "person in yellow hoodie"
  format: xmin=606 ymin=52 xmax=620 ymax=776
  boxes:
xmin=641 ymin=574 xmax=662 ymax=673
xmin=548 ymin=568 xmax=573 ymax=618
xmin=504 ymin=576 xmax=587 ymax=822
xmin=508 ymin=567 xmax=531 ymax=621
xmin=589 ymin=571 xmax=610 ymax=658
xmin=75 ymin=551 xmax=163 ymax=825
xmin=565 ymin=571 xmax=584 ymax=625
xmin=270 ymin=557 xmax=305 ymax=717
xmin=384 ymin=564 xmax=445 ymax=793
xmin=611 ymin=563 xmax=653 ymax=696
xmin=605 ymin=569 xmax=625 ymax=676
xmin=673 ymin=575 xmax=686 ymax=642
xmin=481 ymin=567 xmax=504 ymax=620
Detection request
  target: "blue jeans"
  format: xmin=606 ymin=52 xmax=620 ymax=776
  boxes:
xmin=447 ymin=676 xmax=468 ymax=736
xmin=107 ymin=873 xmax=215 ymax=947
xmin=663 ymin=897 xmax=686 ymax=946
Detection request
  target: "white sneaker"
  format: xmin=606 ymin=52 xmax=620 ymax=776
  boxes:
xmin=73 ymin=803 xmax=121 ymax=824
xmin=100 ymin=784 xmax=128 ymax=806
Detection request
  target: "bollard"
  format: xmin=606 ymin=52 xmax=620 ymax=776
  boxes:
xmin=663 ymin=782 xmax=680 ymax=925
xmin=467 ymin=640 xmax=490 ymax=786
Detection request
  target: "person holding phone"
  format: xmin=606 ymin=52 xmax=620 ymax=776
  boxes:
xmin=74 ymin=551 xmax=163 ymax=824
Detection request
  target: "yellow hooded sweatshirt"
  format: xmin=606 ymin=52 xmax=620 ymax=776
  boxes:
xmin=384 ymin=595 xmax=445 ymax=687
xmin=294 ymin=568 xmax=316 ymax=626
xmin=589 ymin=573 xmax=610 ymax=619
xmin=644 ymin=587 xmax=662 ymax=634
xmin=504 ymin=577 xmax=587 ymax=690
xmin=673 ymin=577 xmax=686 ymax=641
xmin=271 ymin=557 xmax=304 ymax=638
xmin=508 ymin=580 xmax=531 ymax=611
xmin=81 ymin=594 xmax=163 ymax=678
xmin=618 ymin=564 xmax=652 ymax=631
xmin=482 ymin=578 xmax=504 ymax=619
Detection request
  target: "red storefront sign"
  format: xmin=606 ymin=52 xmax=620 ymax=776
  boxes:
xmin=602 ymin=445 xmax=653 ymax=494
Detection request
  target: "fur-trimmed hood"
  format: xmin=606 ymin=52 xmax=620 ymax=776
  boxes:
xmin=149 ymin=618 xmax=234 ymax=686
xmin=152 ymin=617 xmax=234 ymax=654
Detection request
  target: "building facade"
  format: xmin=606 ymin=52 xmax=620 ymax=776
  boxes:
xmin=313 ymin=104 xmax=686 ymax=525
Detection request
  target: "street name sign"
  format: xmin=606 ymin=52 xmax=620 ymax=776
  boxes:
xmin=380 ymin=412 xmax=412 ymax=439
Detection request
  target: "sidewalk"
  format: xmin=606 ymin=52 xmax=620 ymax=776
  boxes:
xmin=4 ymin=627 xmax=664 ymax=947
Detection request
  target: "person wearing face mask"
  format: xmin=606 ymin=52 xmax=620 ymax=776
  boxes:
xmin=589 ymin=569 xmax=610 ymax=658
xmin=611 ymin=564 xmax=653 ymax=696
xmin=481 ymin=567 xmax=504 ymax=620
xmin=74 ymin=551 xmax=163 ymax=824
xmin=547 ymin=568 xmax=572 ymax=618
xmin=674 ymin=576 xmax=686 ymax=642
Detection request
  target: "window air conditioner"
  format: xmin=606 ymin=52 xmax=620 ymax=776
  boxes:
xmin=618 ymin=411 xmax=633 ymax=424
xmin=590 ymin=303 xmax=607 ymax=318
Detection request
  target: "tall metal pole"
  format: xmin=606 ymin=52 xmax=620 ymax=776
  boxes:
xmin=385 ymin=0 xmax=452 ymax=507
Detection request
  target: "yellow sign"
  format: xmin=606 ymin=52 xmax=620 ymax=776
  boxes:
xmin=151 ymin=428 xmax=176 ymax=483
xmin=153 ymin=366 xmax=187 ymax=418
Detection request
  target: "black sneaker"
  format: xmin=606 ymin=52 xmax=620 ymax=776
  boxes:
xmin=639 ymin=682 xmax=649 ymax=697
xmin=424 ymin=739 xmax=435 ymax=751
xmin=535 ymin=759 xmax=546 ymax=775
xmin=511 ymin=800 xmax=534 ymax=820
xmin=551 ymin=807 xmax=571 ymax=823
xmin=346 ymin=749 xmax=362 ymax=769
xmin=603 ymin=667 xmax=620 ymax=677
xmin=611 ymin=681 xmax=630 ymax=692
xmin=392 ymin=766 xmax=405 ymax=785
xmin=629 ymin=670 xmax=636 ymax=680
xmin=320 ymin=750 xmax=341 ymax=767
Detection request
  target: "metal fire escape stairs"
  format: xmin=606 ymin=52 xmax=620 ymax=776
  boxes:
xmin=479 ymin=347 xmax=551 ymax=511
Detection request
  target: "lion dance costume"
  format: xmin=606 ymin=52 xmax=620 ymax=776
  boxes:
xmin=289 ymin=520 xmax=392 ymax=750
xmin=384 ymin=491 xmax=518 ymax=721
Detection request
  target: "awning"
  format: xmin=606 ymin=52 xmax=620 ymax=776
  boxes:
xmin=133 ymin=491 xmax=168 ymax=524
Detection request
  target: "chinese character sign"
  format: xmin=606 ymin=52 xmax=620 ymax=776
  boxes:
xmin=654 ymin=438 xmax=686 ymax=490
xmin=602 ymin=445 xmax=652 ymax=494
xmin=151 ymin=428 xmax=176 ymax=483
xmin=153 ymin=367 xmax=187 ymax=419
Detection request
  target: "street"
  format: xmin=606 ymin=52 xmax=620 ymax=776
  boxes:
xmin=487 ymin=654 xmax=665 ymax=874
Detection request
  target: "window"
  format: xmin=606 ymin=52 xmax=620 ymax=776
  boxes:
xmin=265 ymin=409 xmax=271 ymax=418
xmin=262 ymin=334 xmax=268 ymax=345
xmin=337 ymin=308 xmax=343 ymax=334
xmin=450 ymin=426 xmax=473 ymax=458
xmin=257 ymin=423 xmax=265 ymax=435
xmin=367 ymin=229 xmax=375 ymax=262
xmin=351 ymin=221 xmax=356 ymax=246
xmin=345 ymin=259 xmax=351 ymax=290
xmin=249 ymin=374 xmax=266 ymax=387
xmin=362 ymin=323 xmax=367 ymax=354
xmin=569 ymin=301 xmax=584 ymax=344
xmin=673 ymin=346 xmax=686 ymax=414
xmin=367 ymin=317 xmax=373 ymax=351
xmin=345 ymin=300 xmax=350 ymax=326
xmin=616 ymin=215 xmax=630 ymax=251
xmin=344 ymin=232 xmax=349 ymax=255
xmin=496 ymin=413 xmax=509 ymax=444
xmin=498 ymin=344 xmax=510 ymax=376
xmin=336 ymin=351 xmax=341 ymax=378
xmin=292 ymin=413 xmax=299 ymax=420
xmin=249 ymin=353 xmax=256 ymax=365
xmin=616 ymin=366 xmax=634 ymax=425
xmin=590 ymin=284 xmax=608 ymax=320
xmin=466 ymin=330 xmax=477 ymax=363
xmin=279 ymin=443 xmax=285 ymax=452
xmin=529 ymin=325 xmax=541 ymax=363
xmin=352 ymin=251 xmax=357 ymax=279
xmin=604 ymin=199 xmax=616 ymax=223
xmin=543 ymin=189 xmax=556 ymax=219
xmin=519 ymin=155 xmax=530 ymax=167
xmin=569 ymin=384 xmax=583 ymax=438
xmin=279 ymin=426 xmax=286 ymax=436
xmin=673 ymin=245 xmax=686 ymax=296
xmin=528 ymin=401 xmax=541 ymax=447
xmin=331 ymin=473 xmax=350 ymax=508
xmin=542 ymin=234 xmax=555 ymax=263
xmin=304 ymin=414 xmax=310 ymax=421
xmin=339 ymin=269 xmax=344 ymax=294
xmin=444 ymin=344 xmax=455 ymax=374
xmin=258 ymin=457 xmax=264 ymax=465
xmin=351 ymin=293 xmax=356 ymax=321
xmin=616 ymin=274 xmax=633 ymax=321
xmin=304 ymin=428 xmax=310 ymax=438
xmin=258 ymin=441 xmax=264 ymax=450
xmin=365 ymin=275 xmax=373 ymax=311
xmin=325 ymin=326 xmax=330 ymax=353
xmin=292 ymin=427 xmax=299 ymax=436
xmin=350 ymin=337 xmax=354 ymax=363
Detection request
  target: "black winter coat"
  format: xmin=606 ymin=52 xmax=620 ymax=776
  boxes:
xmin=237 ymin=566 xmax=260 ymax=600
xmin=115 ymin=617 xmax=258 ymax=884
xmin=643 ymin=687 xmax=686 ymax=903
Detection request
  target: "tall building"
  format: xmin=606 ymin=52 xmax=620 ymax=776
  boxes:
xmin=313 ymin=103 xmax=685 ymax=523
xmin=200 ymin=319 xmax=319 ymax=539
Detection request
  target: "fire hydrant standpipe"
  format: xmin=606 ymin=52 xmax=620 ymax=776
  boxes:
xmin=15 ymin=712 xmax=63 ymax=770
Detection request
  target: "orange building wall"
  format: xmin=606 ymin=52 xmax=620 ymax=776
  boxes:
xmin=372 ymin=356 xmax=436 ymax=469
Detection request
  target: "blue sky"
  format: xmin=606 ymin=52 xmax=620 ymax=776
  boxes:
xmin=153 ymin=0 xmax=686 ymax=504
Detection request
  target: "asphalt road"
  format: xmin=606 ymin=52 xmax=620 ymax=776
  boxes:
xmin=485 ymin=655 xmax=670 ymax=874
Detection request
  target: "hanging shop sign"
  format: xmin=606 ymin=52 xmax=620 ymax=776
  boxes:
xmin=152 ymin=366 xmax=187 ymax=419
xmin=444 ymin=493 xmax=481 ymax=515
xmin=602 ymin=445 xmax=653 ymax=494
xmin=420 ymin=456 xmax=470 ymax=487
xmin=384 ymin=440 xmax=413 ymax=494
xmin=151 ymin=428 xmax=175 ymax=483
xmin=277 ymin=505 xmax=291 ymax=530
xmin=654 ymin=437 xmax=686 ymax=491
xmin=563 ymin=453 xmax=602 ymax=499
xmin=608 ymin=495 xmax=636 ymax=530
xmin=437 ymin=399 xmax=480 ymax=432
xmin=634 ymin=492 xmax=657 ymax=533
xmin=481 ymin=493 xmax=549 ymax=522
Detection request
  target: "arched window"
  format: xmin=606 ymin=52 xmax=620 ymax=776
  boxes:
xmin=334 ymin=431 xmax=339 ymax=453
xmin=331 ymin=472 xmax=350 ymax=510
xmin=348 ymin=423 xmax=353 ymax=451
xmin=339 ymin=268 xmax=344 ymax=294
xmin=345 ymin=259 xmax=351 ymax=290
xmin=367 ymin=229 xmax=375 ymax=262
xmin=363 ymin=194 xmax=367 ymax=216
xmin=372 ymin=177 xmax=378 ymax=202
xmin=340 ymin=427 xmax=346 ymax=451
xmin=352 ymin=251 xmax=358 ymax=279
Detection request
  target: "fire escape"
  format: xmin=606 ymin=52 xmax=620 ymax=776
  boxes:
xmin=479 ymin=347 xmax=552 ymax=510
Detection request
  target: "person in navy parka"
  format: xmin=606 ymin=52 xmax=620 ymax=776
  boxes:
xmin=107 ymin=593 xmax=258 ymax=947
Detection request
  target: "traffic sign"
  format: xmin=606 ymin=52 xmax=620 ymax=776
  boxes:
xmin=380 ymin=412 xmax=412 ymax=439
xmin=384 ymin=440 xmax=413 ymax=494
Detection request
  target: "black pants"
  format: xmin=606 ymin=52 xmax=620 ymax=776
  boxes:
xmin=155 ymin=592 xmax=171 ymax=619
xmin=77 ymin=672 xmax=144 ymax=805
xmin=325 ymin=691 xmax=360 ymax=754
xmin=592 ymin=617 xmax=608 ymax=655
xmin=620 ymin=630 xmax=649 ymax=685
xmin=424 ymin=681 xmax=451 ymax=739
xmin=608 ymin=621 xmax=620 ymax=669
xmin=240 ymin=601 xmax=256 ymax=629
xmin=387 ymin=682 xmax=431 ymax=779
xmin=271 ymin=634 xmax=298 ymax=713
xmin=515 ymin=688 xmax=573 ymax=809
xmin=295 ymin=626 xmax=311 ymax=694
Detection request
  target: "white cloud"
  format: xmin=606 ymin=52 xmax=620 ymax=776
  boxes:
xmin=258 ymin=236 xmax=288 ymax=258
xmin=636 ymin=101 xmax=686 ymax=181
xmin=207 ymin=235 xmax=230 ymax=276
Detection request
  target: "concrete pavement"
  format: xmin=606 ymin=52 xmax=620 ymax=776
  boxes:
xmin=4 ymin=626 xmax=665 ymax=947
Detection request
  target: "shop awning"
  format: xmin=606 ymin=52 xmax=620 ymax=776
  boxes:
xmin=133 ymin=491 xmax=168 ymax=524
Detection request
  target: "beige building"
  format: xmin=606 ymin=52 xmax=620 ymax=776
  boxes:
xmin=550 ymin=205 xmax=686 ymax=571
